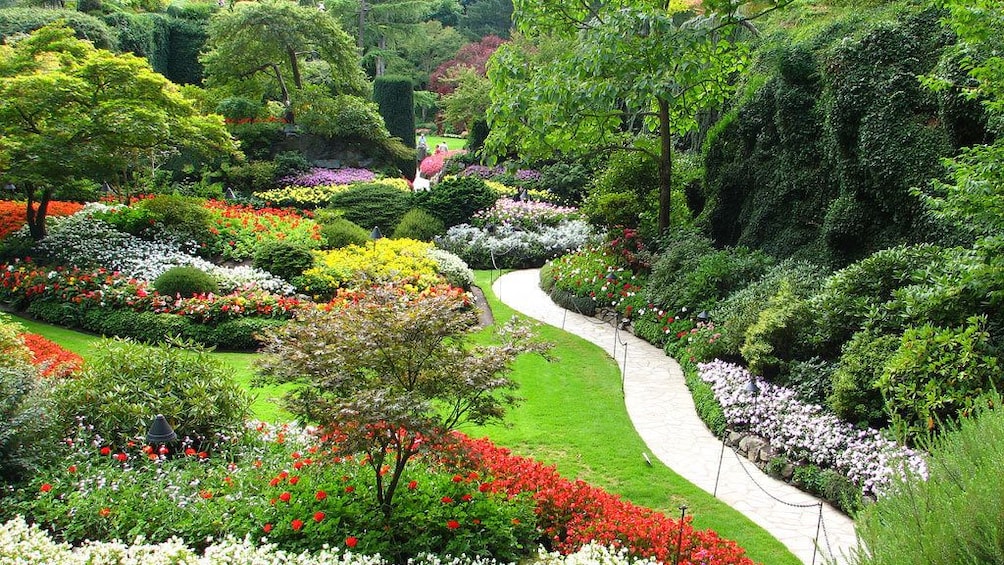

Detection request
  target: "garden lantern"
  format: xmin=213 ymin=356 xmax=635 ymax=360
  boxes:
xmin=146 ymin=414 xmax=177 ymax=444
xmin=697 ymin=310 xmax=710 ymax=323
xmin=370 ymin=226 xmax=382 ymax=240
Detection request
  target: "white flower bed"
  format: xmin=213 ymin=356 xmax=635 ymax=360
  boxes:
xmin=698 ymin=359 xmax=928 ymax=496
xmin=34 ymin=205 xmax=293 ymax=295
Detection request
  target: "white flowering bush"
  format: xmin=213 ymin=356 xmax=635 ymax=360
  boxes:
xmin=427 ymin=248 xmax=475 ymax=289
xmin=35 ymin=207 xmax=293 ymax=294
xmin=697 ymin=360 xmax=928 ymax=496
xmin=436 ymin=221 xmax=597 ymax=270
xmin=0 ymin=516 xmax=651 ymax=565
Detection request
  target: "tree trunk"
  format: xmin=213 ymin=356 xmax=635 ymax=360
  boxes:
xmin=358 ymin=0 xmax=367 ymax=49
xmin=287 ymin=47 xmax=303 ymax=90
xmin=375 ymin=35 xmax=386 ymax=76
xmin=272 ymin=63 xmax=294 ymax=123
xmin=24 ymin=186 xmax=50 ymax=241
xmin=658 ymin=96 xmax=673 ymax=234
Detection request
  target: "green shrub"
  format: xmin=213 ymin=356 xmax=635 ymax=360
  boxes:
xmin=90 ymin=205 xmax=160 ymax=238
xmin=182 ymin=317 xmax=286 ymax=351
xmin=296 ymin=93 xmax=390 ymax=143
xmin=153 ymin=266 xmax=219 ymax=298
xmin=415 ymin=176 xmax=498 ymax=228
xmin=0 ymin=8 xmax=116 ymax=50
xmin=319 ymin=217 xmax=371 ymax=249
xmin=537 ymin=159 xmax=594 ymax=205
xmin=851 ymin=405 xmax=1004 ymax=565
xmin=879 ymin=316 xmax=1000 ymax=445
xmin=784 ymin=357 xmax=836 ymax=406
xmin=221 ymin=160 xmax=279 ymax=194
xmin=0 ymin=363 xmax=59 ymax=485
xmin=215 ymin=97 xmax=261 ymax=121
xmin=684 ymin=369 xmax=726 ymax=436
xmin=740 ymin=282 xmax=814 ymax=380
xmin=582 ymin=150 xmax=657 ymax=231
xmin=81 ymin=307 xmax=192 ymax=344
xmin=373 ymin=75 xmax=416 ymax=148
xmin=792 ymin=464 xmax=861 ymax=515
xmin=829 ymin=330 xmax=900 ymax=429
xmin=393 ymin=208 xmax=445 ymax=241
xmin=328 ymin=183 xmax=413 ymax=236
xmin=427 ymin=248 xmax=474 ymax=290
xmin=272 ymin=151 xmax=311 ymax=178
xmin=253 ymin=241 xmax=314 ymax=281
xmin=27 ymin=299 xmax=84 ymax=328
xmin=134 ymin=194 xmax=212 ymax=245
xmin=53 ymin=338 xmax=252 ymax=448
xmin=227 ymin=121 xmax=283 ymax=161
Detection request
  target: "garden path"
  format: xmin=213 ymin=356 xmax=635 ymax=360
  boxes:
xmin=492 ymin=269 xmax=859 ymax=565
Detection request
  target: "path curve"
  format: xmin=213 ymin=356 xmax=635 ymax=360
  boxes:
xmin=492 ymin=269 xmax=858 ymax=565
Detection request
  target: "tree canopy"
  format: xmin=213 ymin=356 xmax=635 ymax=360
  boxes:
xmin=0 ymin=24 xmax=236 ymax=239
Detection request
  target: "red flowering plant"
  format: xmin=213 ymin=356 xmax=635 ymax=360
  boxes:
xmin=199 ymin=200 xmax=323 ymax=262
xmin=453 ymin=435 xmax=755 ymax=564
xmin=20 ymin=333 xmax=82 ymax=378
xmin=0 ymin=200 xmax=84 ymax=239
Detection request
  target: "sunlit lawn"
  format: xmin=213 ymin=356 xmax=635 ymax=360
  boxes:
xmin=11 ymin=274 xmax=798 ymax=563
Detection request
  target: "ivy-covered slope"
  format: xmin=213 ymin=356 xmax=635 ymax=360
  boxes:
xmin=700 ymin=2 xmax=988 ymax=267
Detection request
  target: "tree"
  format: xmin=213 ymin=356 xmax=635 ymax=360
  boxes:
xmin=201 ymin=0 xmax=367 ymax=122
xmin=0 ymin=25 xmax=237 ymax=240
xmin=458 ymin=0 xmax=514 ymax=40
xmin=256 ymin=288 xmax=550 ymax=537
xmin=441 ymin=66 xmax=491 ymax=134
xmin=486 ymin=0 xmax=789 ymax=234
xmin=343 ymin=0 xmax=445 ymax=77
xmin=428 ymin=34 xmax=503 ymax=95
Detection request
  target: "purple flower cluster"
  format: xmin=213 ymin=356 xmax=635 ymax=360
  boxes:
xmin=514 ymin=169 xmax=542 ymax=182
xmin=697 ymin=360 xmax=928 ymax=497
xmin=278 ymin=167 xmax=375 ymax=187
xmin=472 ymin=200 xmax=581 ymax=231
xmin=460 ymin=165 xmax=505 ymax=179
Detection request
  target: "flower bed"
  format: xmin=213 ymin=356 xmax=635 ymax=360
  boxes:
xmin=0 ymin=200 xmax=84 ymax=239
xmin=202 ymin=200 xmax=323 ymax=261
xmin=472 ymin=200 xmax=582 ymax=231
xmin=20 ymin=332 xmax=82 ymax=378
xmin=420 ymin=150 xmax=466 ymax=179
xmin=697 ymin=360 xmax=928 ymax=497
xmin=436 ymin=222 xmax=596 ymax=270
xmin=297 ymin=239 xmax=448 ymax=300
xmin=254 ymin=178 xmax=410 ymax=209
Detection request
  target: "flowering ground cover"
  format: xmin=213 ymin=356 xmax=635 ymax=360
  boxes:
xmin=201 ymin=200 xmax=323 ymax=261
xmin=0 ymin=200 xmax=84 ymax=239
xmin=298 ymin=238 xmax=449 ymax=299
xmin=254 ymin=177 xmax=410 ymax=209
xmin=19 ymin=332 xmax=82 ymax=378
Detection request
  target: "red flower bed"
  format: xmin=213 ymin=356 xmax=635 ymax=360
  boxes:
xmin=458 ymin=435 xmax=755 ymax=564
xmin=20 ymin=332 xmax=83 ymax=378
xmin=0 ymin=201 xmax=85 ymax=239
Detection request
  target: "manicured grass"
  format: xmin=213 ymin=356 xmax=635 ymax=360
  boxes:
xmin=9 ymin=282 xmax=799 ymax=563
xmin=467 ymin=271 xmax=800 ymax=565
xmin=420 ymin=135 xmax=466 ymax=151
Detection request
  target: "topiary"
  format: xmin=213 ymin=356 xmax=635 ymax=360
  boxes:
xmin=373 ymin=75 xmax=416 ymax=148
xmin=393 ymin=208 xmax=445 ymax=241
xmin=52 ymin=338 xmax=252 ymax=449
xmin=253 ymin=241 xmax=314 ymax=281
xmin=320 ymin=217 xmax=371 ymax=249
xmin=153 ymin=266 xmax=219 ymax=298
xmin=134 ymin=194 xmax=212 ymax=245
xmin=414 ymin=176 xmax=498 ymax=228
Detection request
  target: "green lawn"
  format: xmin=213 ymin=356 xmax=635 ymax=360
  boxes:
xmin=420 ymin=134 xmax=466 ymax=152
xmin=8 ymin=276 xmax=799 ymax=564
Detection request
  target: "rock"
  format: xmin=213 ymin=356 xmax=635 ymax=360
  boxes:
xmin=781 ymin=463 xmax=795 ymax=480
xmin=738 ymin=436 xmax=765 ymax=457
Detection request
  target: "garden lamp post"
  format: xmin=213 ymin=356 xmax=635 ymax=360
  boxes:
xmin=147 ymin=414 xmax=177 ymax=456
xmin=696 ymin=310 xmax=710 ymax=324
xmin=370 ymin=226 xmax=382 ymax=252
xmin=673 ymin=505 xmax=688 ymax=565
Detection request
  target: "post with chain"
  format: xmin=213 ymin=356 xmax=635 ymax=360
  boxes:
xmin=673 ymin=504 xmax=688 ymax=565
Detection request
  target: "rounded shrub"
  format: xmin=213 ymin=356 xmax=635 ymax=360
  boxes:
xmin=53 ymin=338 xmax=252 ymax=448
xmin=320 ymin=217 xmax=371 ymax=249
xmin=328 ymin=182 xmax=414 ymax=235
xmin=393 ymin=208 xmax=445 ymax=241
xmin=253 ymin=241 xmax=314 ymax=281
xmin=153 ymin=266 xmax=219 ymax=298
xmin=134 ymin=194 xmax=212 ymax=245
xmin=414 ymin=176 xmax=498 ymax=228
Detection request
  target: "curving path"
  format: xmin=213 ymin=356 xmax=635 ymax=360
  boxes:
xmin=492 ymin=269 xmax=858 ymax=565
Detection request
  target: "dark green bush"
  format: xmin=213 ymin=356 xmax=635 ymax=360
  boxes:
xmin=684 ymin=369 xmax=727 ymax=436
xmin=0 ymin=363 xmax=59 ymax=485
xmin=134 ymin=194 xmax=212 ymax=245
xmin=792 ymin=464 xmax=862 ymax=515
xmin=253 ymin=241 xmax=314 ymax=281
xmin=582 ymin=150 xmax=657 ymax=232
xmin=829 ymin=330 xmax=900 ymax=429
xmin=373 ymin=75 xmax=416 ymax=148
xmin=53 ymin=338 xmax=252 ymax=448
xmin=90 ymin=205 xmax=160 ymax=238
xmin=272 ymin=151 xmax=312 ymax=178
xmin=328 ymin=183 xmax=413 ymax=236
xmin=296 ymin=93 xmax=390 ymax=143
xmin=0 ymin=8 xmax=115 ymax=50
xmin=227 ymin=121 xmax=283 ymax=161
xmin=319 ymin=217 xmax=371 ymax=249
xmin=215 ymin=97 xmax=261 ymax=121
xmin=81 ymin=307 xmax=191 ymax=344
xmin=27 ymin=299 xmax=84 ymax=328
xmin=740 ymin=282 xmax=814 ymax=381
xmin=392 ymin=208 xmax=445 ymax=241
xmin=415 ymin=176 xmax=498 ymax=228
xmin=153 ymin=266 xmax=219 ymax=298
xmin=222 ymin=160 xmax=279 ymax=194
xmin=783 ymin=357 xmax=836 ymax=406
xmin=537 ymin=159 xmax=593 ymax=205
xmin=182 ymin=317 xmax=286 ymax=351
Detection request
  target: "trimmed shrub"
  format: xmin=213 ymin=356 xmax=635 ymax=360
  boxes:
xmin=414 ymin=176 xmax=498 ymax=228
xmin=53 ymin=338 xmax=252 ymax=448
xmin=829 ymin=330 xmax=900 ymax=429
xmin=222 ymin=160 xmax=279 ymax=194
xmin=427 ymin=248 xmax=474 ymax=290
xmin=272 ymin=151 xmax=312 ymax=178
xmin=740 ymin=282 xmax=815 ymax=381
xmin=0 ymin=8 xmax=115 ymax=50
xmin=81 ymin=308 xmax=191 ymax=345
xmin=182 ymin=317 xmax=286 ymax=351
xmin=153 ymin=266 xmax=219 ymax=298
xmin=393 ymin=208 xmax=445 ymax=241
xmin=319 ymin=217 xmax=371 ymax=249
xmin=134 ymin=194 xmax=213 ymax=245
xmin=328 ymin=182 xmax=414 ymax=235
xmin=373 ymin=75 xmax=416 ymax=148
xmin=253 ymin=241 xmax=314 ymax=281
xmin=0 ymin=361 xmax=59 ymax=485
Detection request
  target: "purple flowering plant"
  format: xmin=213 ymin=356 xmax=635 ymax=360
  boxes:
xmin=278 ymin=167 xmax=375 ymax=188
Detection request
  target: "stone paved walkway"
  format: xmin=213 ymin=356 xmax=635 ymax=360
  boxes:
xmin=492 ymin=269 xmax=859 ymax=565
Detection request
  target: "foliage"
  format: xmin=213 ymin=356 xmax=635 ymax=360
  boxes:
xmin=0 ymin=7 xmax=115 ymax=49
xmin=200 ymin=200 xmax=324 ymax=262
xmin=253 ymin=241 xmax=315 ymax=282
xmin=698 ymin=360 xmax=927 ymax=498
xmin=441 ymin=67 xmax=492 ymax=136
xmin=222 ymin=160 xmax=280 ymax=194
xmin=879 ymin=316 xmax=1000 ymax=445
xmin=0 ymin=25 xmax=237 ymax=240
xmin=256 ymin=289 xmax=551 ymax=543
xmin=702 ymin=8 xmax=965 ymax=264
xmin=135 ymin=194 xmax=213 ymax=246
xmin=319 ymin=217 xmax=371 ymax=249
xmin=153 ymin=266 xmax=219 ymax=299
xmin=328 ymin=182 xmax=414 ymax=236
xmin=374 ymin=75 xmax=416 ymax=148
xmin=428 ymin=35 xmax=504 ymax=95
xmin=296 ymin=94 xmax=394 ymax=144
xmin=472 ymin=199 xmax=580 ymax=231
xmin=415 ymin=176 xmax=498 ymax=228
xmin=790 ymin=464 xmax=862 ymax=515
xmin=851 ymin=405 xmax=1004 ymax=565
xmin=829 ymin=330 xmax=901 ymax=430
xmin=739 ymin=282 xmax=814 ymax=380
xmin=426 ymin=249 xmax=474 ymax=290
xmin=20 ymin=333 xmax=83 ymax=379
xmin=53 ymin=338 xmax=252 ymax=448
xmin=393 ymin=208 xmax=445 ymax=242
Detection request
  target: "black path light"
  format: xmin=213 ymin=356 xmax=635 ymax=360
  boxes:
xmin=370 ymin=226 xmax=382 ymax=240
xmin=696 ymin=310 xmax=710 ymax=323
xmin=673 ymin=505 xmax=688 ymax=565
xmin=147 ymin=414 xmax=177 ymax=444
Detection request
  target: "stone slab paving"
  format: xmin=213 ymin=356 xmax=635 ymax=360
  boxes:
xmin=492 ymin=269 xmax=859 ymax=565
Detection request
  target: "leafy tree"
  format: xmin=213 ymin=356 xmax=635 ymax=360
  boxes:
xmin=256 ymin=288 xmax=550 ymax=534
xmin=458 ymin=0 xmax=513 ymax=40
xmin=486 ymin=0 xmax=789 ymax=234
xmin=201 ymin=0 xmax=367 ymax=122
xmin=441 ymin=66 xmax=491 ymax=134
xmin=0 ymin=25 xmax=236 ymax=240
xmin=429 ymin=34 xmax=503 ymax=95
xmin=342 ymin=0 xmax=445 ymax=77
xmin=386 ymin=20 xmax=466 ymax=88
